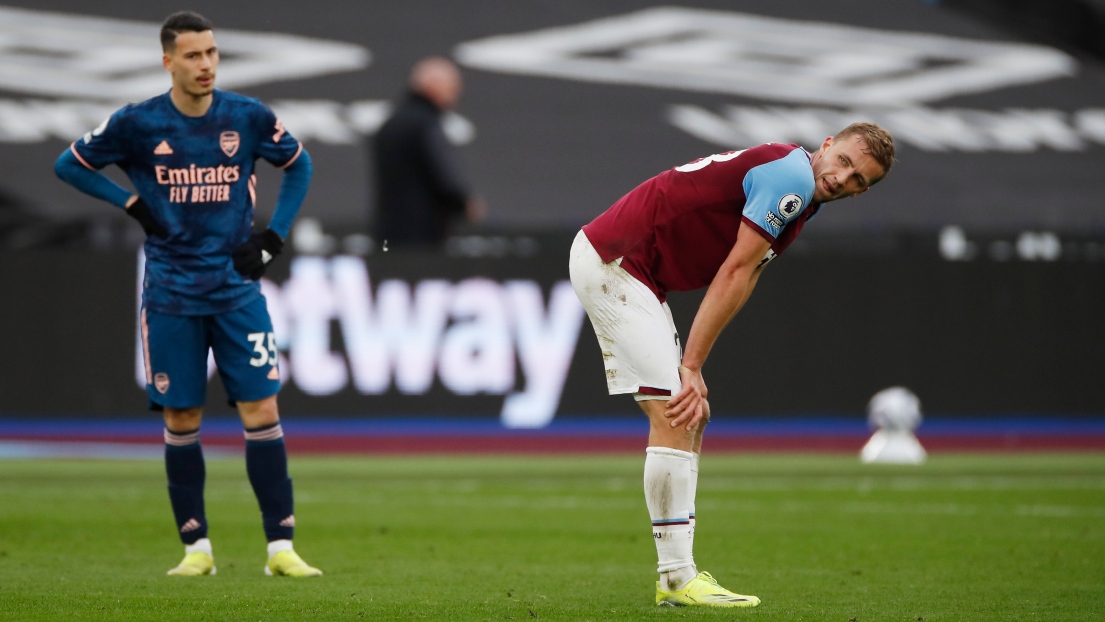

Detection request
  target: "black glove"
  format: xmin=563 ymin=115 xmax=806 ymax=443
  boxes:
xmin=232 ymin=228 xmax=284 ymax=280
xmin=125 ymin=197 xmax=167 ymax=238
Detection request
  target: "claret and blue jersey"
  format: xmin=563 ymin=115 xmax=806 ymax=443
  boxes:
xmin=67 ymin=89 xmax=303 ymax=315
xmin=734 ymin=146 xmax=817 ymax=243
xmin=583 ymin=142 xmax=820 ymax=301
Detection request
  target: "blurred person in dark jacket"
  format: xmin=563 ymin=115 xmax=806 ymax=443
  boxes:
xmin=372 ymin=56 xmax=486 ymax=247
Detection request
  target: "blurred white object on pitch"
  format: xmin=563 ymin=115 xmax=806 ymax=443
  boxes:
xmin=861 ymin=386 xmax=927 ymax=464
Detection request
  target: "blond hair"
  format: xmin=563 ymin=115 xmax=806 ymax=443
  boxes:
xmin=835 ymin=122 xmax=895 ymax=184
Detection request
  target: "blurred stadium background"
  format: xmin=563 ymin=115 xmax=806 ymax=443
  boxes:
xmin=2 ymin=0 xmax=1105 ymax=452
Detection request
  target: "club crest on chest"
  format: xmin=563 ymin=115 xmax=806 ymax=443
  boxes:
xmin=220 ymin=131 xmax=240 ymax=157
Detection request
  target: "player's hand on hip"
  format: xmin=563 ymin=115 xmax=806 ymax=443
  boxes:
xmin=666 ymin=366 xmax=707 ymax=431
xmin=232 ymin=228 xmax=284 ymax=280
xmin=124 ymin=195 xmax=167 ymax=238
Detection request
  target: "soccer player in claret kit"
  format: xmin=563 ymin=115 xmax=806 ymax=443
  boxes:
xmin=54 ymin=11 xmax=321 ymax=577
xmin=569 ymin=124 xmax=895 ymax=607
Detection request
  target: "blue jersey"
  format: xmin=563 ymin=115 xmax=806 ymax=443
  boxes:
xmin=70 ymin=90 xmax=303 ymax=315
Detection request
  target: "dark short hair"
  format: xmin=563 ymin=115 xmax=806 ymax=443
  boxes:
xmin=160 ymin=11 xmax=214 ymax=52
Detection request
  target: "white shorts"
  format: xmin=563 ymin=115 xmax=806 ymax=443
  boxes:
xmin=569 ymin=230 xmax=682 ymax=400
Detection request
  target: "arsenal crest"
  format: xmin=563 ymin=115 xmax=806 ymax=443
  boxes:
xmin=154 ymin=372 xmax=170 ymax=394
xmin=220 ymin=131 xmax=240 ymax=157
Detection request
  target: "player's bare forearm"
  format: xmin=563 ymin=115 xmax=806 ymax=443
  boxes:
xmin=681 ymin=266 xmax=754 ymax=370
xmin=665 ymin=271 xmax=752 ymax=429
xmin=681 ymin=224 xmax=770 ymax=371
xmin=666 ymin=224 xmax=769 ymax=430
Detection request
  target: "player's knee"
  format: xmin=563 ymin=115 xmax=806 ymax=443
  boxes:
xmin=648 ymin=417 xmax=695 ymax=447
xmin=164 ymin=407 xmax=203 ymax=431
xmin=657 ymin=429 xmax=695 ymax=451
xmin=238 ymin=396 xmax=279 ymax=428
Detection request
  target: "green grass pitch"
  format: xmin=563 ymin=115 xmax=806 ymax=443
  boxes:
xmin=1 ymin=453 xmax=1103 ymax=621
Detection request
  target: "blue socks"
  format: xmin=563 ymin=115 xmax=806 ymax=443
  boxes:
xmin=166 ymin=423 xmax=296 ymax=544
xmin=164 ymin=428 xmax=207 ymax=545
xmin=244 ymin=423 xmax=295 ymax=542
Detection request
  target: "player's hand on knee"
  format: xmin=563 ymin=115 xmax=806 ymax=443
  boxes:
xmin=232 ymin=229 xmax=284 ymax=280
xmin=125 ymin=196 xmax=168 ymax=238
xmin=667 ymin=391 xmax=703 ymax=431
xmin=665 ymin=385 xmax=697 ymax=419
xmin=666 ymin=366 xmax=707 ymax=430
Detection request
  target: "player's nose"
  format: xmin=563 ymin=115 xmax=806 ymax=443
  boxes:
xmin=833 ymin=170 xmax=849 ymax=189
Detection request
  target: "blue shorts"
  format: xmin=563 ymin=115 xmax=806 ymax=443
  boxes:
xmin=140 ymin=295 xmax=281 ymax=410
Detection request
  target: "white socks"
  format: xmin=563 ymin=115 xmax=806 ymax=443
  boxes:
xmin=267 ymin=538 xmax=294 ymax=559
xmin=644 ymin=447 xmax=696 ymax=590
xmin=183 ymin=537 xmax=294 ymax=561
xmin=185 ymin=537 xmax=212 ymax=556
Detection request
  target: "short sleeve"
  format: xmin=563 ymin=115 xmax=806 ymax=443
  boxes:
xmin=253 ymin=103 xmax=302 ymax=168
xmin=70 ymin=108 xmax=131 ymax=170
xmin=740 ymin=148 xmax=814 ymax=241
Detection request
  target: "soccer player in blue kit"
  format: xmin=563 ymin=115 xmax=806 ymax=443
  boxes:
xmin=54 ymin=12 xmax=321 ymax=577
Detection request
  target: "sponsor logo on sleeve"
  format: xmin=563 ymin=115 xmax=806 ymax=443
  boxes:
xmin=765 ymin=210 xmax=785 ymax=230
xmin=778 ymin=194 xmax=803 ymax=221
xmin=82 ymin=117 xmax=108 ymax=144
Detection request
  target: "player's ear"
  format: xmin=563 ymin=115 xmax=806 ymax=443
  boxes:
xmin=820 ymin=136 xmax=834 ymax=152
xmin=162 ymin=53 xmax=172 ymax=72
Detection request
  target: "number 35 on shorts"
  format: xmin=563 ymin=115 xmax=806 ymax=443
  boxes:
xmin=247 ymin=331 xmax=279 ymax=368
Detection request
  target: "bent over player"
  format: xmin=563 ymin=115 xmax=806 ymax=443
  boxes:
xmin=569 ymin=123 xmax=894 ymax=607
xmin=54 ymin=11 xmax=321 ymax=577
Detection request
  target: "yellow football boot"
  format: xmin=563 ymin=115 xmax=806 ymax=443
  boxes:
xmin=265 ymin=550 xmax=323 ymax=577
xmin=655 ymin=571 xmax=760 ymax=607
xmin=166 ymin=551 xmax=216 ymax=576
